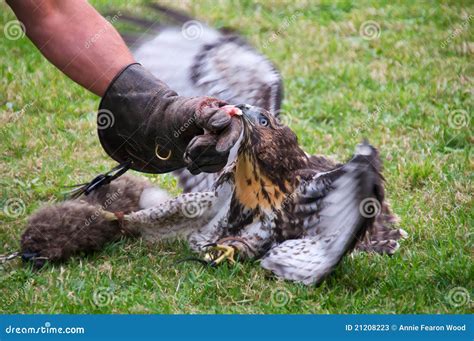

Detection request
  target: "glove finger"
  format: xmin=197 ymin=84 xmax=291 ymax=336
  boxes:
xmin=187 ymin=157 xmax=228 ymax=175
xmin=197 ymin=97 xmax=227 ymax=111
xmin=207 ymin=105 xmax=242 ymax=131
xmin=188 ymin=147 xmax=228 ymax=173
xmin=196 ymin=99 xmax=228 ymax=123
xmin=207 ymin=110 xmax=232 ymax=131
xmin=215 ymin=117 xmax=243 ymax=153
xmin=184 ymin=134 xmax=230 ymax=174
xmin=184 ymin=134 xmax=218 ymax=164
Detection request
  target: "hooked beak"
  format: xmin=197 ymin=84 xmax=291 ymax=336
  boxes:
xmin=235 ymin=104 xmax=262 ymax=124
xmin=221 ymin=105 xmax=243 ymax=117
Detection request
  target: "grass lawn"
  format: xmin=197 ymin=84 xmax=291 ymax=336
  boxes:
xmin=0 ymin=0 xmax=472 ymax=314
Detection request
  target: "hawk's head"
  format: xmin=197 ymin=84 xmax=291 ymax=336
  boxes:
xmin=237 ymin=104 xmax=308 ymax=175
xmin=229 ymin=104 xmax=308 ymax=211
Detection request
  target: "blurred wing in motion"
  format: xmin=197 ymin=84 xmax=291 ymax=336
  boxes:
xmin=261 ymin=143 xmax=385 ymax=285
xmin=123 ymin=3 xmax=283 ymax=112
xmin=114 ymin=3 xmax=283 ymax=191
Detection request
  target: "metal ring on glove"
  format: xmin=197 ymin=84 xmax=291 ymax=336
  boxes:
xmin=155 ymin=144 xmax=172 ymax=161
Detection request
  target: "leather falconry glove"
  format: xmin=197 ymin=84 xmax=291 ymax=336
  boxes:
xmin=98 ymin=63 xmax=242 ymax=174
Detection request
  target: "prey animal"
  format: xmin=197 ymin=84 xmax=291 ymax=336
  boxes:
xmin=21 ymin=104 xmax=404 ymax=285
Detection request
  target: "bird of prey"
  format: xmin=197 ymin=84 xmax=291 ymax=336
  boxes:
xmin=116 ymin=3 xmax=405 ymax=255
xmin=21 ymin=104 xmax=403 ymax=285
xmin=105 ymin=105 xmax=395 ymax=284
xmin=16 ymin=4 xmax=406 ymax=285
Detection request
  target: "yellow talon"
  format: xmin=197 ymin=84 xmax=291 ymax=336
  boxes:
xmin=101 ymin=210 xmax=118 ymax=221
xmin=204 ymin=244 xmax=236 ymax=266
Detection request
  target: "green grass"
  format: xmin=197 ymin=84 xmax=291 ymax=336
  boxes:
xmin=1 ymin=0 xmax=472 ymax=314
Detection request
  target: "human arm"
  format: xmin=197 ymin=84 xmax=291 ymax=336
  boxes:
xmin=7 ymin=0 xmax=242 ymax=173
xmin=6 ymin=0 xmax=134 ymax=96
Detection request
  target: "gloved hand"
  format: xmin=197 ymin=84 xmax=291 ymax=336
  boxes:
xmin=98 ymin=63 xmax=242 ymax=174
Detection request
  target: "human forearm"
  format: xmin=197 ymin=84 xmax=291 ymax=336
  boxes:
xmin=7 ymin=0 xmax=134 ymax=96
xmin=7 ymin=0 xmax=242 ymax=174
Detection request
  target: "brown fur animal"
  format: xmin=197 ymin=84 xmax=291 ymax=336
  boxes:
xmin=20 ymin=175 xmax=169 ymax=268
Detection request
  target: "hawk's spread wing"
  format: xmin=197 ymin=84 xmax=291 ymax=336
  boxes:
xmin=122 ymin=4 xmax=282 ymax=112
xmin=115 ymin=4 xmax=282 ymax=192
xmin=261 ymin=144 xmax=384 ymax=285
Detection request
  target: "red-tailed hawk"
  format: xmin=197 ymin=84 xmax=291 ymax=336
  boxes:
xmin=119 ymin=105 xmax=404 ymax=284
xmin=17 ymin=5 xmax=407 ymax=285
xmin=22 ymin=105 xmax=405 ymax=285
xmin=118 ymin=3 xmax=405 ymax=255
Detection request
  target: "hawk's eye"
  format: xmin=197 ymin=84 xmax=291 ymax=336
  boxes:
xmin=258 ymin=115 xmax=269 ymax=127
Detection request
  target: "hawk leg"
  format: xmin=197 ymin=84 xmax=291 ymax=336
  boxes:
xmin=202 ymin=237 xmax=256 ymax=265
xmin=203 ymin=244 xmax=236 ymax=266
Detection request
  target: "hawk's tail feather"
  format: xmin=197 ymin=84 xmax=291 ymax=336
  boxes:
xmin=261 ymin=141 xmax=383 ymax=285
xmin=355 ymin=239 xmax=400 ymax=255
xmin=355 ymin=201 xmax=407 ymax=254
xmin=369 ymin=218 xmax=407 ymax=241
